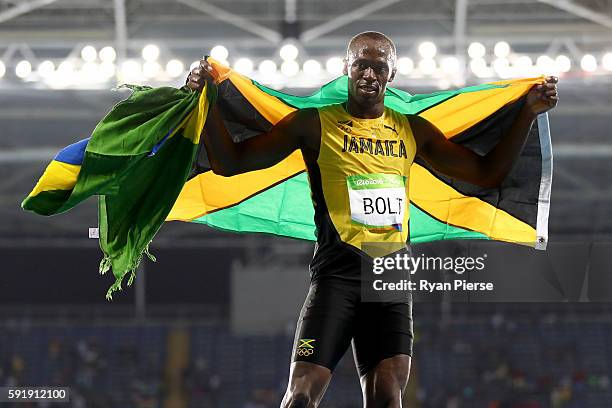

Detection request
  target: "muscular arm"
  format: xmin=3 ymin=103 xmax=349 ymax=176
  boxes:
xmin=410 ymin=106 xmax=536 ymax=188
xmin=202 ymin=105 xmax=320 ymax=176
xmin=411 ymin=77 xmax=558 ymax=188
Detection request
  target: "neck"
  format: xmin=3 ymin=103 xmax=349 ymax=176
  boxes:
xmin=345 ymin=98 xmax=385 ymax=119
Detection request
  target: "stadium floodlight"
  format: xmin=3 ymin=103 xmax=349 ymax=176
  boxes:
xmin=492 ymin=58 xmax=511 ymax=78
xmin=326 ymin=57 xmax=344 ymax=75
xmin=166 ymin=59 xmax=184 ymax=78
xmin=99 ymin=46 xmax=116 ymax=63
xmin=258 ymin=59 xmax=277 ymax=76
xmin=397 ymin=57 xmax=414 ymax=75
xmin=100 ymin=62 xmax=116 ymax=79
xmin=81 ymin=45 xmax=97 ymax=62
xmin=470 ymin=58 xmax=490 ymax=77
xmin=120 ymin=59 xmax=142 ymax=82
xmin=536 ymin=55 xmax=556 ymax=75
xmin=58 ymin=60 xmax=75 ymax=74
xmin=0 ymin=61 xmax=5 ymax=78
xmin=281 ymin=60 xmax=299 ymax=77
xmin=602 ymin=53 xmax=612 ymax=71
xmin=468 ymin=42 xmax=486 ymax=59
xmin=142 ymin=44 xmax=160 ymax=62
xmin=555 ymin=55 xmax=571 ymax=73
xmin=494 ymin=41 xmax=510 ymax=58
xmin=234 ymin=58 xmax=254 ymax=75
xmin=143 ymin=61 xmax=161 ymax=78
xmin=15 ymin=60 xmax=32 ymax=78
xmin=580 ymin=54 xmax=597 ymax=72
xmin=303 ymin=59 xmax=321 ymax=76
xmin=440 ymin=56 xmax=460 ymax=75
xmin=513 ymin=55 xmax=533 ymax=76
xmin=210 ymin=45 xmax=229 ymax=61
xmin=418 ymin=41 xmax=437 ymax=59
xmin=418 ymin=58 xmax=437 ymax=75
xmin=37 ymin=60 xmax=55 ymax=78
xmin=279 ymin=43 xmax=299 ymax=61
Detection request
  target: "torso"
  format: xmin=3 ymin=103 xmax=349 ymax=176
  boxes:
xmin=302 ymin=103 xmax=417 ymax=281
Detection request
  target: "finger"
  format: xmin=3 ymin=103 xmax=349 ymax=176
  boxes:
xmin=545 ymin=90 xmax=557 ymax=96
xmin=546 ymin=76 xmax=559 ymax=83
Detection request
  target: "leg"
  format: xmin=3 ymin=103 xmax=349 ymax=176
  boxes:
xmin=280 ymin=361 xmax=332 ymax=408
xmin=353 ymin=301 xmax=414 ymax=408
xmin=360 ymin=354 xmax=411 ymax=408
xmin=282 ymin=278 xmax=360 ymax=407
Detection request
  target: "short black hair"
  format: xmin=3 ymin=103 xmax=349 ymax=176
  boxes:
xmin=346 ymin=31 xmax=397 ymax=67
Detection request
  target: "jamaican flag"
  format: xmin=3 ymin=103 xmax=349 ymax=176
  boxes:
xmin=168 ymin=58 xmax=552 ymax=250
xmin=22 ymin=83 xmax=215 ymax=299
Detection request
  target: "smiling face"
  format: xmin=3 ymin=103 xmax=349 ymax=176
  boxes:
xmin=344 ymin=33 xmax=397 ymax=108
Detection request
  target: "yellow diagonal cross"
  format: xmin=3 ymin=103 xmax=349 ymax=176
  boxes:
xmin=298 ymin=339 xmax=315 ymax=349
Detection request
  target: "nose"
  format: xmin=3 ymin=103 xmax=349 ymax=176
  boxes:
xmin=363 ymin=66 xmax=375 ymax=81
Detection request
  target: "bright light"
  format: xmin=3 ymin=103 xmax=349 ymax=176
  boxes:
xmin=281 ymin=60 xmax=299 ymax=77
xmin=468 ymin=42 xmax=486 ymax=59
xmin=143 ymin=61 xmax=161 ymax=78
xmin=555 ymin=55 xmax=571 ymax=73
xmin=15 ymin=60 xmax=32 ymax=78
xmin=142 ymin=44 xmax=160 ymax=62
xmin=81 ymin=45 xmax=97 ymax=62
xmin=99 ymin=46 xmax=116 ymax=63
xmin=279 ymin=43 xmax=299 ymax=61
xmin=234 ymin=58 xmax=254 ymax=75
xmin=581 ymin=54 xmax=597 ymax=72
xmin=326 ymin=57 xmax=344 ymax=75
xmin=190 ymin=61 xmax=200 ymax=71
xmin=536 ymin=55 xmax=556 ymax=75
xmin=418 ymin=58 xmax=437 ymax=75
xmin=81 ymin=62 xmax=99 ymax=80
xmin=513 ymin=55 xmax=533 ymax=75
xmin=165 ymin=60 xmax=184 ymax=77
xmin=470 ymin=58 xmax=490 ymax=77
xmin=58 ymin=60 xmax=75 ymax=75
xmin=303 ymin=59 xmax=321 ymax=76
xmin=397 ymin=57 xmax=414 ymax=75
xmin=418 ymin=42 xmax=437 ymax=59
xmin=493 ymin=58 xmax=511 ymax=78
xmin=0 ymin=61 xmax=5 ymax=78
xmin=602 ymin=53 xmax=612 ymax=71
xmin=440 ymin=56 xmax=460 ymax=75
xmin=494 ymin=41 xmax=511 ymax=58
xmin=120 ymin=60 xmax=142 ymax=81
xmin=210 ymin=45 xmax=229 ymax=61
xmin=37 ymin=60 xmax=55 ymax=78
xmin=258 ymin=59 xmax=277 ymax=76
xmin=100 ymin=62 xmax=116 ymax=78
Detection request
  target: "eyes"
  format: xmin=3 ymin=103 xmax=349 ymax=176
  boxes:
xmin=353 ymin=61 xmax=389 ymax=76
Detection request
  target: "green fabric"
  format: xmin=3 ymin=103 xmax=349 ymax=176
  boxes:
xmin=22 ymin=85 xmax=214 ymax=299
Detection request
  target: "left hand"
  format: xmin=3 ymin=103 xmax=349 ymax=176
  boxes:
xmin=525 ymin=76 xmax=559 ymax=116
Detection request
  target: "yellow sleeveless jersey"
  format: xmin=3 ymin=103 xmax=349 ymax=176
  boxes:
xmin=304 ymin=103 xmax=417 ymax=278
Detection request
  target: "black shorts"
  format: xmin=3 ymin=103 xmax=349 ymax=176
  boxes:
xmin=291 ymin=276 xmax=413 ymax=377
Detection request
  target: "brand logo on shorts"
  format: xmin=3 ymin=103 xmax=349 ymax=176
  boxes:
xmin=296 ymin=338 xmax=315 ymax=357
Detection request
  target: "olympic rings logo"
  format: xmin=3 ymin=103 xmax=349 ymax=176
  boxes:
xmin=296 ymin=348 xmax=314 ymax=357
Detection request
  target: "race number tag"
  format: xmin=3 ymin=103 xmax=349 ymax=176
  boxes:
xmin=346 ymin=173 xmax=406 ymax=231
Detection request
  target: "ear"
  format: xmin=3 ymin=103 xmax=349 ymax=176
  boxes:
xmin=342 ymin=58 xmax=348 ymax=76
xmin=389 ymin=67 xmax=397 ymax=83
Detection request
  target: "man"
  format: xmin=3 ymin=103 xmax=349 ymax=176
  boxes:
xmin=187 ymin=31 xmax=558 ymax=407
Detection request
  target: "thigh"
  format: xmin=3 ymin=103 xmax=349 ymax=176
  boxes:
xmin=352 ymin=301 xmax=413 ymax=377
xmin=281 ymin=361 xmax=333 ymax=407
xmin=361 ymin=354 xmax=412 ymax=408
xmin=291 ymin=278 xmax=360 ymax=372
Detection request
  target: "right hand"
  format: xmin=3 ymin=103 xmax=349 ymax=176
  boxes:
xmin=186 ymin=59 xmax=214 ymax=92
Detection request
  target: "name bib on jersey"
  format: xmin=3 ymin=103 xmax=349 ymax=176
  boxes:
xmin=346 ymin=174 xmax=406 ymax=231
